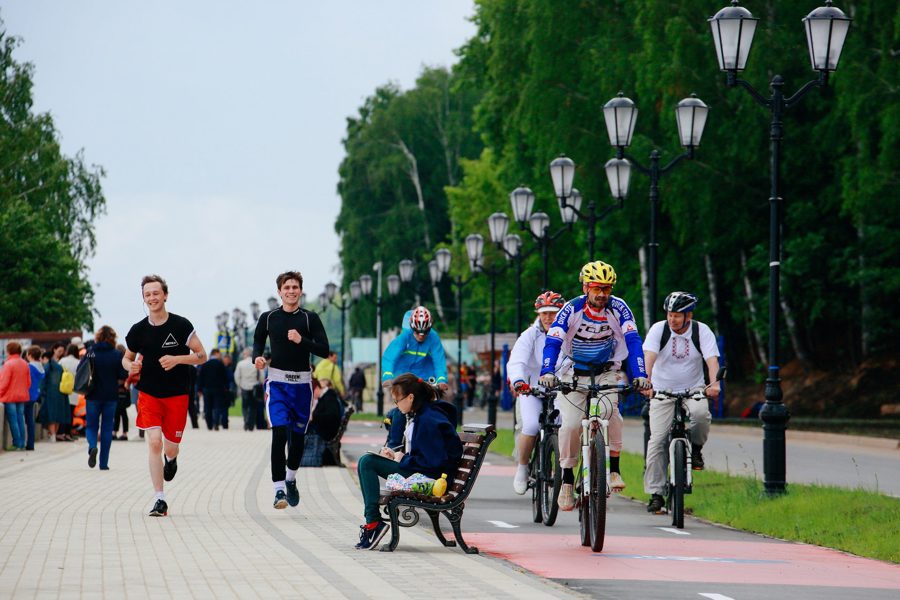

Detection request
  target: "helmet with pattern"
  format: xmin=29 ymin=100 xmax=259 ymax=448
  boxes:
xmin=663 ymin=291 xmax=697 ymax=313
xmin=534 ymin=291 xmax=565 ymax=313
xmin=409 ymin=306 xmax=433 ymax=334
xmin=579 ymin=261 xmax=617 ymax=286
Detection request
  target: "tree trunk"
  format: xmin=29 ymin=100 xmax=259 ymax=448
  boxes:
xmin=395 ymin=138 xmax=431 ymax=249
xmin=857 ymin=223 xmax=871 ymax=359
xmin=703 ymin=253 xmax=722 ymax=333
xmin=431 ymin=283 xmax=445 ymax=320
xmin=740 ymin=250 xmax=767 ymax=366
xmin=432 ymin=78 xmax=459 ymax=187
xmin=638 ymin=246 xmax=650 ymax=332
xmin=780 ymin=295 xmax=812 ymax=371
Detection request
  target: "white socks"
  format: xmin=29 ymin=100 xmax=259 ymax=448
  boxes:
xmin=273 ymin=481 xmax=286 ymax=493
xmin=286 ymin=468 xmax=297 ymax=482
xmin=155 ymin=491 xmax=166 ymax=501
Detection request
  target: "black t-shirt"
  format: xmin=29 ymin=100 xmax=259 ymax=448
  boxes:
xmin=126 ymin=313 xmax=196 ymax=398
xmin=252 ymin=307 xmax=329 ymax=372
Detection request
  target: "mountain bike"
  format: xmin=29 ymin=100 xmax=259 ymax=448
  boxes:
xmin=556 ymin=379 xmax=632 ymax=552
xmin=656 ymin=368 xmax=725 ymax=529
xmin=525 ymin=386 xmax=562 ymax=526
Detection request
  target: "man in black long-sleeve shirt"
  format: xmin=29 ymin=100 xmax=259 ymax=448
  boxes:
xmin=253 ymin=270 xmax=329 ymax=510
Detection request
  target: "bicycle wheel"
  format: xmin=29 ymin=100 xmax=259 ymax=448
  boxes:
xmin=540 ymin=433 xmax=562 ymax=526
xmin=589 ymin=429 xmax=608 ymax=552
xmin=578 ymin=477 xmax=590 ymax=547
xmin=672 ymin=440 xmax=687 ymax=529
xmin=530 ymin=444 xmax=543 ymax=524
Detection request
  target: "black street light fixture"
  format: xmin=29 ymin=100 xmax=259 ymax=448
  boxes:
xmin=266 ymin=296 xmax=278 ymax=311
xmin=324 ymin=280 xmax=360 ymax=372
xmin=603 ymin=90 xmax=709 ymax=326
xmin=436 ymin=249 xmax=474 ymax=426
xmin=359 ymin=266 xmax=389 ymax=416
xmin=465 ymin=232 xmax=511 ymax=427
xmin=551 ymin=155 xmax=625 ymax=260
xmin=708 ymin=0 xmax=850 ymax=496
xmin=509 ymin=186 xmax=568 ymax=290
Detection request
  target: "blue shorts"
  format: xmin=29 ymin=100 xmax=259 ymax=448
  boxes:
xmin=265 ymin=369 xmax=313 ymax=432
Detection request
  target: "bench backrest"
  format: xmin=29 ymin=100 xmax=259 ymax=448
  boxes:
xmin=444 ymin=424 xmax=496 ymax=502
xmin=329 ymin=405 xmax=355 ymax=444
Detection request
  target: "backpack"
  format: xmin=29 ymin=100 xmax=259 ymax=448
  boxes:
xmin=73 ymin=355 xmax=95 ymax=395
xmin=59 ymin=369 xmax=75 ymax=395
xmin=658 ymin=320 xmax=709 ymax=384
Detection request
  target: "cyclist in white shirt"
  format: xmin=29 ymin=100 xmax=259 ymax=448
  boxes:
xmin=642 ymin=291 xmax=720 ymax=514
xmin=507 ymin=291 xmax=566 ymax=495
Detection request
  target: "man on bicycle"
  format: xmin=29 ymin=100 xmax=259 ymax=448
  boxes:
xmin=381 ymin=306 xmax=448 ymax=447
xmin=507 ymin=291 xmax=566 ymax=495
xmin=538 ymin=261 xmax=652 ymax=511
xmin=642 ymin=291 xmax=720 ymax=514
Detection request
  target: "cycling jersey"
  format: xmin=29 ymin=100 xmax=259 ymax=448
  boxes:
xmin=381 ymin=329 xmax=447 ymax=384
xmin=508 ymin=318 xmax=567 ymax=387
xmin=540 ymin=295 xmax=647 ymax=379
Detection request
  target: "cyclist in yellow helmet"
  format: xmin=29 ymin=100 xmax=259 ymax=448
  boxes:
xmin=538 ymin=260 xmax=652 ymax=511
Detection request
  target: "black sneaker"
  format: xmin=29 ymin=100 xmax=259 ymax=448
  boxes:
xmin=149 ymin=499 xmax=168 ymax=517
xmin=647 ymin=494 xmax=665 ymax=513
xmin=692 ymin=444 xmax=705 ymax=471
xmin=163 ymin=456 xmax=178 ymax=482
xmin=273 ymin=490 xmax=288 ymax=509
xmin=285 ymin=480 xmax=300 ymax=507
xmin=88 ymin=447 xmax=98 ymax=469
xmin=355 ymin=521 xmax=388 ymax=550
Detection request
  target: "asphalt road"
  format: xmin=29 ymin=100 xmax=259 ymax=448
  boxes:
xmin=342 ymin=419 xmax=900 ymax=600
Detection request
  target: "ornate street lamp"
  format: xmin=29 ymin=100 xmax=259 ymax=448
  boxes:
xmin=708 ymin=0 xmax=850 ymax=495
xmin=509 ymin=186 xmax=535 ymax=224
xmin=386 ymin=274 xmax=400 ymax=297
xmin=398 ymin=259 xmax=415 ymax=284
xmin=435 ymin=248 xmax=451 ymax=276
xmin=324 ymin=281 xmax=337 ymax=302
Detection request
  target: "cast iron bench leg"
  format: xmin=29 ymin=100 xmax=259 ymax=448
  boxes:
xmin=380 ymin=501 xmax=401 ymax=552
xmin=427 ymin=510 xmax=456 ymax=547
xmin=446 ymin=503 xmax=478 ymax=554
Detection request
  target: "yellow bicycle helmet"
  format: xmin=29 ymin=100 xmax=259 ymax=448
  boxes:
xmin=579 ymin=261 xmax=617 ymax=285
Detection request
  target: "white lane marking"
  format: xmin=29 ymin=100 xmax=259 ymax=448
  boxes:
xmin=699 ymin=594 xmax=736 ymax=600
xmin=487 ymin=520 xmax=519 ymax=529
xmin=657 ymin=527 xmax=691 ymax=535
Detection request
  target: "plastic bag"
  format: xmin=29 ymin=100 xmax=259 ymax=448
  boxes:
xmin=385 ymin=472 xmax=435 ymax=494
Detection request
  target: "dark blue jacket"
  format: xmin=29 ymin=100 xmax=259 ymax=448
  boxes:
xmin=85 ymin=342 xmax=127 ymax=402
xmin=397 ymin=401 xmax=463 ymax=479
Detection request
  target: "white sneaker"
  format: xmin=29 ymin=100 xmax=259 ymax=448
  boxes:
xmin=513 ymin=468 xmax=528 ymax=495
xmin=557 ymin=483 xmax=575 ymax=511
xmin=609 ymin=471 xmax=626 ymax=492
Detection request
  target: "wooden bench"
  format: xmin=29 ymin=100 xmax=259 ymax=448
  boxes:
xmin=323 ymin=405 xmax=355 ymax=467
xmin=377 ymin=423 xmax=497 ymax=553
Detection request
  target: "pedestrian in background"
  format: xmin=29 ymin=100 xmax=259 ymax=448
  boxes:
xmin=234 ymin=348 xmax=262 ymax=430
xmin=113 ymin=344 xmax=130 ymax=440
xmin=38 ymin=343 xmax=69 ymax=442
xmin=198 ymin=348 xmax=230 ymax=430
xmin=59 ymin=342 xmax=81 ymax=440
xmin=0 ymin=341 xmax=31 ymax=450
xmin=25 ymin=345 xmax=45 ymax=450
xmin=314 ymin=350 xmax=345 ymax=399
xmin=84 ymin=326 xmax=127 ymax=470
xmin=348 ymin=366 xmax=366 ymax=412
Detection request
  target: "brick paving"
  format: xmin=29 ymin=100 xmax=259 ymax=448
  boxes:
xmin=0 ymin=424 xmax=581 ymax=599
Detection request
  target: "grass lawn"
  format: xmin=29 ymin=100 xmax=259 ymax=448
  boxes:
xmin=487 ymin=427 xmax=900 ymax=564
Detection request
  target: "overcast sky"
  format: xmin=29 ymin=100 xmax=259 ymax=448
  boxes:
xmin=3 ymin=1 xmax=476 ymax=347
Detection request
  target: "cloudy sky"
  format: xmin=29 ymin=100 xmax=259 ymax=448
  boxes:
xmin=3 ymin=1 xmax=476 ymax=346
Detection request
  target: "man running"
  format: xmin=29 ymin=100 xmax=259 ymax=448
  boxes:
xmin=253 ymin=271 xmax=329 ymax=509
xmin=123 ymin=274 xmax=207 ymax=517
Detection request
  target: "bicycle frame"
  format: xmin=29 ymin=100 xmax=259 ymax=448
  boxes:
xmin=666 ymin=394 xmax=694 ymax=492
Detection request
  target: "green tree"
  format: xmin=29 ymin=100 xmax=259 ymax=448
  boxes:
xmin=0 ymin=19 xmax=106 ymax=330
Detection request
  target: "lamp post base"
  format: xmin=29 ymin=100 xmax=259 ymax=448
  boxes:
xmin=760 ymin=374 xmax=790 ymax=496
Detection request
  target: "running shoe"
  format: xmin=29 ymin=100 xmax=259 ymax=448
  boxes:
xmin=273 ymin=490 xmax=288 ymax=509
xmin=609 ymin=471 xmax=626 ymax=492
xmin=647 ymin=494 xmax=665 ymax=514
xmin=163 ymin=456 xmax=177 ymax=482
xmin=149 ymin=499 xmax=168 ymax=517
xmin=557 ymin=483 xmax=575 ymax=511
xmin=355 ymin=521 xmax=388 ymax=550
xmin=692 ymin=445 xmax=705 ymax=470
xmin=513 ymin=468 xmax=528 ymax=495
xmin=285 ymin=480 xmax=300 ymax=507
xmin=88 ymin=447 xmax=98 ymax=469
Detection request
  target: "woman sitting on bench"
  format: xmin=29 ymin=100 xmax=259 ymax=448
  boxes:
xmin=355 ymin=373 xmax=462 ymax=550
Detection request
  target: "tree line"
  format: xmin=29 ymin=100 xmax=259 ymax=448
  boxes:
xmin=335 ymin=0 xmax=898 ymax=385
xmin=0 ymin=16 xmax=105 ymax=331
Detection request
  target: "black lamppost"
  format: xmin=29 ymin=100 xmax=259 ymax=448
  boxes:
xmin=708 ymin=0 xmax=850 ymax=495
xmin=509 ymin=186 xmax=568 ymax=290
xmin=465 ymin=232 xmax=511 ymax=427
xmin=324 ymin=280 xmax=361 ymax=372
xmin=436 ymin=248 xmax=473 ymax=426
xmin=488 ymin=212 xmax=527 ymax=333
xmin=550 ymin=155 xmax=624 ymax=260
xmin=359 ymin=263 xmax=397 ymax=416
xmin=602 ymin=90 xmax=709 ymax=327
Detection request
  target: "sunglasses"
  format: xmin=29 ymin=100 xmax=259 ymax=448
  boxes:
xmin=586 ymin=284 xmax=613 ymax=294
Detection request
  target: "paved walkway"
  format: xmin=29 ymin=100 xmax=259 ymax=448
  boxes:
xmin=0 ymin=426 xmax=580 ymax=599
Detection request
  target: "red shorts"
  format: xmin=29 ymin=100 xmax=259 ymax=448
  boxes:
xmin=136 ymin=391 xmax=189 ymax=444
